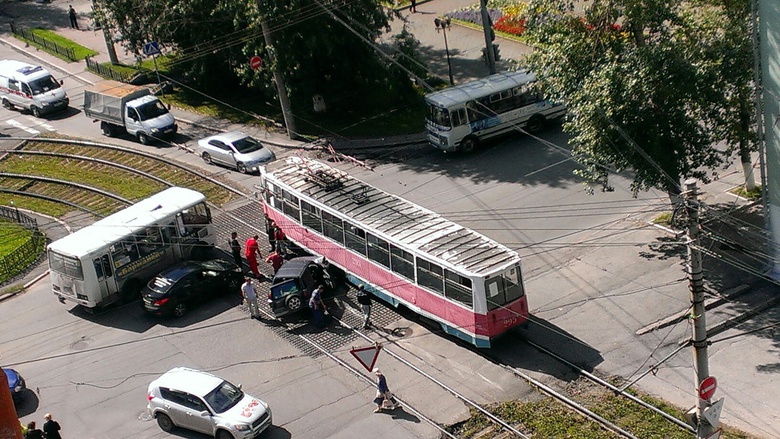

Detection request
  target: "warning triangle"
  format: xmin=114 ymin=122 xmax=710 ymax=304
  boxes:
xmin=350 ymin=345 xmax=382 ymax=372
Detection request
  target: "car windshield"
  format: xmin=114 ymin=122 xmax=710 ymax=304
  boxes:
xmin=204 ymin=380 xmax=244 ymax=413
xmin=232 ymin=136 xmax=264 ymax=154
xmin=28 ymin=75 xmax=61 ymax=95
xmin=136 ymin=100 xmax=169 ymax=121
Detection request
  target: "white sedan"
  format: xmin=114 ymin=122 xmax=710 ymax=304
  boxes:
xmin=197 ymin=131 xmax=276 ymax=173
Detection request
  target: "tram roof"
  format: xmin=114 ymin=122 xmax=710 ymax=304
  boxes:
xmin=48 ymin=187 xmax=206 ymax=257
xmin=265 ymin=157 xmax=521 ymax=276
xmin=424 ymin=70 xmax=536 ymax=108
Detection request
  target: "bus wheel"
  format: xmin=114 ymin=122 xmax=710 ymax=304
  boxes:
xmin=459 ymin=137 xmax=478 ymax=153
xmin=526 ymin=115 xmax=545 ymax=133
xmin=121 ymin=280 xmax=141 ymax=303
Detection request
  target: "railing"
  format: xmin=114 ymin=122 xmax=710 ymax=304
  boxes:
xmin=0 ymin=206 xmax=45 ymax=284
xmin=85 ymin=56 xmax=132 ymax=82
xmin=9 ymin=22 xmax=77 ymax=62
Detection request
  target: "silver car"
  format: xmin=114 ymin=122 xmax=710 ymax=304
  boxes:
xmin=147 ymin=367 xmax=272 ymax=439
xmin=198 ymin=131 xmax=276 ymax=173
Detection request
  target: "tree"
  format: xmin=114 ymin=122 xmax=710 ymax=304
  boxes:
xmin=522 ymin=0 xmax=746 ymax=203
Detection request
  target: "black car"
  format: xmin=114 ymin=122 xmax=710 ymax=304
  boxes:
xmin=268 ymin=256 xmax=340 ymax=317
xmin=142 ymin=259 xmax=243 ymax=317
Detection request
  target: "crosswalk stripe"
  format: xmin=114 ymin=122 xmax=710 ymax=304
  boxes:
xmin=25 ymin=116 xmax=56 ymax=132
xmin=6 ymin=119 xmax=40 ymax=135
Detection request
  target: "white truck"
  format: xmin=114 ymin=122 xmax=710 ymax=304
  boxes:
xmin=83 ymin=82 xmax=177 ymax=145
xmin=0 ymin=59 xmax=69 ymax=117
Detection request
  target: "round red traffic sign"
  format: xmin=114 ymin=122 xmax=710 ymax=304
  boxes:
xmin=250 ymin=55 xmax=262 ymax=70
xmin=698 ymin=376 xmax=717 ymax=400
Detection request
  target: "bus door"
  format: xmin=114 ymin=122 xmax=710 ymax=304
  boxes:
xmin=93 ymin=254 xmax=116 ymax=300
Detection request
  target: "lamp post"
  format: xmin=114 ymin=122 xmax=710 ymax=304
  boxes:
xmin=434 ymin=17 xmax=454 ymax=86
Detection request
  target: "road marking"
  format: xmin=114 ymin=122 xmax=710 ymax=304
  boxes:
xmin=6 ymin=119 xmax=40 ymax=134
xmin=25 ymin=116 xmax=57 ymax=132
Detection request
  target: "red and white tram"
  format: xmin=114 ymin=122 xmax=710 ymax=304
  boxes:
xmin=259 ymin=157 xmax=528 ymax=347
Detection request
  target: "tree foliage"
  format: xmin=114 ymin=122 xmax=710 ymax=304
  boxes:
xmin=522 ymin=0 xmax=755 ymax=198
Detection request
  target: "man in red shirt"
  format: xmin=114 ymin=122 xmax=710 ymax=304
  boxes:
xmin=265 ymin=251 xmax=284 ymax=274
xmin=244 ymin=235 xmax=261 ymax=278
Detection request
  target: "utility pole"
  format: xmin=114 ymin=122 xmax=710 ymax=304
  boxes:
xmin=480 ymin=0 xmax=496 ymax=75
xmin=684 ymin=179 xmax=718 ymax=438
xmin=259 ymin=16 xmax=298 ymax=140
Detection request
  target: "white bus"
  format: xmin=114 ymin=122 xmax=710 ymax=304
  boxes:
xmin=48 ymin=187 xmax=216 ymax=309
xmin=425 ymin=70 xmax=566 ymax=153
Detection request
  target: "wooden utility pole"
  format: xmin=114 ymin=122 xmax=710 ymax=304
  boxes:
xmin=684 ymin=179 xmax=719 ymax=438
xmin=259 ymin=16 xmax=298 ymax=140
xmin=480 ymin=0 xmax=496 ymax=74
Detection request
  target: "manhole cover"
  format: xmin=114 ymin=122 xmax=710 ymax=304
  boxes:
xmin=138 ymin=410 xmax=154 ymax=421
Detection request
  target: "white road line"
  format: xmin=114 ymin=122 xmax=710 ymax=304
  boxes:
xmin=25 ymin=116 xmax=57 ymax=132
xmin=6 ymin=119 xmax=40 ymax=134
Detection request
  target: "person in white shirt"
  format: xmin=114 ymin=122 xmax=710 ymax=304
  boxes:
xmin=242 ymin=277 xmax=260 ymax=319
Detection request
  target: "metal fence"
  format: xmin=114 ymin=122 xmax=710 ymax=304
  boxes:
xmin=85 ymin=56 xmax=132 ymax=83
xmin=9 ymin=22 xmax=77 ymax=62
xmin=0 ymin=206 xmax=45 ymax=284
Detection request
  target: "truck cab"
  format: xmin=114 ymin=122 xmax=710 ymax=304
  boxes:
xmin=124 ymin=95 xmax=177 ymax=144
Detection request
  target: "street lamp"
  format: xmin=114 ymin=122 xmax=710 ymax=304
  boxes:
xmin=434 ymin=17 xmax=454 ymax=86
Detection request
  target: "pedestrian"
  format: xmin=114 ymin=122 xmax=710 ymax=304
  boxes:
xmin=274 ymin=225 xmax=287 ymax=256
xmin=356 ymin=284 xmax=372 ymax=329
xmin=42 ymin=413 xmax=62 ymax=439
xmin=265 ymin=215 xmax=276 ymax=250
xmin=229 ymin=231 xmax=242 ymax=268
xmin=244 ymin=234 xmax=261 ymax=278
xmin=68 ymin=5 xmax=79 ymax=29
xmin=309 ymin=284 xmax=327 ymax=328
xmin=265 ymin=251 xmax=284 ymax=274
xmin=24 ymin=421 xmax=43 ymax=439
xmin=242 ymin=277 xmax=260 ymax=319
xmin=410 ymin=0 xmax=416 ymax=13
xmin=372 ymin=368 xmax=399 ymax=412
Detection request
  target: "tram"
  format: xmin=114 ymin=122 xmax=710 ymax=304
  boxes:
xmin=258 ymin=157 xmax=528 ymax=347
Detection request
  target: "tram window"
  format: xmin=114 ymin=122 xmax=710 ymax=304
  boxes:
xmin=301 ymin=201 xmax=322 ymax=233
xmin=416 ymin=258 xmax=443 ymax=294
xmin=389 ymin=245 xmax=414 ymax=280
xmin=485 ymin=277 xmax=506 ymax=311
xmin=281 ymin=190 xmax=300 ymax=222
xmin=344 ymin=222 xmax=367 ymax=256
xmin=445 ymin=270 xmax=472 ymax=308
xmin=322 ymin=211 xmax=344 ymax=244
xmin=503 ymin=266 xmax=525 ymax=302
xmin=366 ymin=233 xmax=390 ymax=268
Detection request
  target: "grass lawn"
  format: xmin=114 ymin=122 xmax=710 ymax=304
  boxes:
xmin=0 ymin=219 xmax=44 ymax=285
xmin=14 ymin=28 xmax=98 ymax=61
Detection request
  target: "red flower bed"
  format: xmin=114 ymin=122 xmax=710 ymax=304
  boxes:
xmin=494 ymin=15 xmax=526 ymax=36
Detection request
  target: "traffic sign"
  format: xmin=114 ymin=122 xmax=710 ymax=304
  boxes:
xmin=699 ymin=376 xmax=717 ymax=400
xmin=350 ymin=344 xmax=381 ymax=372
xmin=702 ymin=398 xmax=724 ymax=427
xmin=250 ymin=55 xmax=263 ymax=70
xmin=143 ymin=41 xmax=161 ymax=57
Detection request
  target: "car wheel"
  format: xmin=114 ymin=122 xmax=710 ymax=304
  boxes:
xmin=216 ymin=430 xmax=235 ymax=439
xmin=2 ymin=98 xmax=12 ymax=110
xmin=459 ymin=137 xmax=477 ymax=153
xmin=286 ymin=295 xmax=302 ymax=312
xmin=526 ymin=115 xmax=545 ymax=133
xmin=237 ymin=162 xmax=248 ymax=174
xmin=100 ymin=121 xmax=114 ymax=137
xmin=156 ymin=413 xmax=175 ymax=432
xmin=202 ymin=152 xmax=213 ymax=165
xmin=31 ymin=106 xmax=41 ymax=118
xmin=137 ymin=132 xmax=151 ymax=145
xmin=173 ymin=302 xmax=187 ymax=318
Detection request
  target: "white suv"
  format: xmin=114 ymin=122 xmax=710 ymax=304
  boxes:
xmin=147 ymin=367 xmax=272 ymax=439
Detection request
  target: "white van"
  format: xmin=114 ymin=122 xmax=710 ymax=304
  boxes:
xmin=0 ymin=59 xmax=69 ymax=117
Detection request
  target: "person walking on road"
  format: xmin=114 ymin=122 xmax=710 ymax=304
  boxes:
xmin=244 ymin=235 xmax=261 ymax=278
xmin=410 ymin=0 xmax=416 ymax=13
xmin=373 ymin=368 xmax=399 ymax=412
xmin=229 ymin=231 xmax=242 ymax=268
xmin=309 ymin=285 xmax=327 ymax=328
xmin=242 ymin=277 xmax=260 ymax=319
xmin=356 ymin=284 xmax=372 ymax=329
xmin=42 ymin=413 xmax=62 ymax=439
xmin=24 ymin=421 xmax=44 ymax=439
xmin=265 ymin=251 xmax=284 ymax=274
xmin=68 ymin=5 xmax=79 ymax=29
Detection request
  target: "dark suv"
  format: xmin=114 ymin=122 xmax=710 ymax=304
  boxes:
xmin=267 ymin=256 xmax=339 ymax=317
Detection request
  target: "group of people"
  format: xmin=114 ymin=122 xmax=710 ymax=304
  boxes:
xmin=21 ymin=413 xmax=62 ymax=439
xmin=228 ymin=215 xmax=289 ymax=279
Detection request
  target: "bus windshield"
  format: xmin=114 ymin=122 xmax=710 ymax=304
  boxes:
xmin=426 ymin=104 xmax=450 ymax=127
xmin=49 ymin=251 xmax=84 ymax=279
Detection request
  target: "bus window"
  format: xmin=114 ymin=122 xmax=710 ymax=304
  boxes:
xmin=101 ymin=254 xmax=113 ymax=277
xmin=426 ymin=105 xmax=450 ymax=127
xmin=389 ymin=245 xmax=414 ymax=280
xmin=416 ymin=258 xmax=443 ymax=295
xmin=301 ymin=201 xmax=322 ymax=232
xmin=93 ymin=258 xmax=104 ymax=279
xmin=366 ymin=232 xmax=390 ymax=268
xmin=322 ymin=211 xmax=344 ymax=244
xmin=110 ymin=240 xmax=138 ymax=268
xmin=136 ymin=226 xmax=164 ymax=257
xmin=181 ymin=202 xmax=210 ymax=225
xmin=451 ymin=108 xmax=467 ymax=127
xmin=344 ymin=222 xmax=367 ymax=256
xmin=444 ymin=270 xmax=472 ymax=308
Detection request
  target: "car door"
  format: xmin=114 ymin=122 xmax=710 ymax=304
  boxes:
xmin=173 ymin=272 xmax=199 ymax=307
xmin=179 ymin=392 xmax=214 ymax=435
xmin=158 ymin=388 xmax=192 ymax=429
xmin=208 ymin=140 xmax=233 ymax=167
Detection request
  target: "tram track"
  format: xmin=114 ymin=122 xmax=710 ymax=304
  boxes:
xmin=1 ymin=137 xmax=696 ymax=438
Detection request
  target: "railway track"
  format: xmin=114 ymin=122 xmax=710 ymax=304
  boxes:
xmin=0 ymin=137 xmax=696 ymax=438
